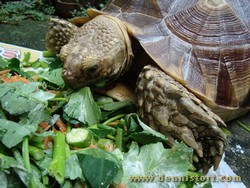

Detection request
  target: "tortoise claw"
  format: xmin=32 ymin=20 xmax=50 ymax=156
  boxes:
xmin=213 ymin=155 xmax=222 ymax=171
xmin=202 ymin=163 xmax=210 ymax=175
xmin=193 ymin=154 xmax=199 ymax=163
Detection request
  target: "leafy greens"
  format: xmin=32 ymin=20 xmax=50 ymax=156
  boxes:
xmin=0 ymin=53 xmax=208 ymax=188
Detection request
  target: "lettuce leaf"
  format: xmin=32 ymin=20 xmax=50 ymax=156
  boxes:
xmin=77 ymin=148 xmax=123 ymax=188
xmin=125 ymin=113 xmax=167 ymax=144
xmin=0 ymin=82 xmax=52 ymax=148
xmin=63 ymin=87 xmax=102 ymax=126
xmin=0 ymin=82 xmax=55 ymax=115
xmin=0 ymin=107 xmax=50 ymax=148
xmin=39 ymin=68 xmax=65 ymax=86
xmin=121 ymin=142 xmax=193 ymax=188
xmin=64 ymin=154 xmax=85 ymax=181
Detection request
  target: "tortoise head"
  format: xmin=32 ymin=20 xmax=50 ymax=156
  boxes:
xmin=61 ymin=15 xmax=133 ymax=89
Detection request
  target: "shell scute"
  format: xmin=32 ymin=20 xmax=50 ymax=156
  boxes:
xmin=104 ymin=0 xmax=250 ymax=111
xmin=165 ymin=2 xmax=250 ymax=46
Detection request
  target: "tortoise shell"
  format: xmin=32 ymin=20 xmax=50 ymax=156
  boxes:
xmin=99 ymin=0 xmax=250 ymax=120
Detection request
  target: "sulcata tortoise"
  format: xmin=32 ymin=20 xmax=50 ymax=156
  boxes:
xmin=46 ymin=0 xmax=250 ymax=173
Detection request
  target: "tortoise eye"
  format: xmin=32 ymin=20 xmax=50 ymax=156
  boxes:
xmin=89 ymin=64 xmax=98 ymax=73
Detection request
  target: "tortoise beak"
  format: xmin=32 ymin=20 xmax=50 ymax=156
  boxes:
xmin=62 ymin=67 xmax=98 ymax=89
xmin=62 ymin=68 xmax=83 ymax=89
xmin=62 ymin=69 xmax=76 ymax=88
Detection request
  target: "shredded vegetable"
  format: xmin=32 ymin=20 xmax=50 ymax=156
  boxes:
xmin=0 ymin=54 xmax=211 ymax=187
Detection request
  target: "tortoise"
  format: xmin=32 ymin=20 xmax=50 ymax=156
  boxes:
xmin=46 ymin=0 xmax=250 ymax=173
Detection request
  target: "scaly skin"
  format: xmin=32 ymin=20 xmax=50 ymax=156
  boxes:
xmin=46 ymin=18 xmax=78 ymax=54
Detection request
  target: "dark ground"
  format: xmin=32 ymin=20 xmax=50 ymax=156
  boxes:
xmin=0 ymin=20 xmax=249 ymax=187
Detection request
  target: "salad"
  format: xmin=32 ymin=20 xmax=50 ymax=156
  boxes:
xmin=0 ymin=52 xmax=211 ymax=188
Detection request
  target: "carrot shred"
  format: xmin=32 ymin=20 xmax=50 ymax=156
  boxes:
xmin=116 ymin=182 xmax=126 ymax=188
xmin=50 ymin=105 xmax=56 ymax=113
xmin=46 ymin=89 xmax=59 ymax=95
xmin=39 ymin=121 xmax=51 ymax=131
xmin=1 ymin=74 xmax=29 ymax=83
xmin=0 ymin=69 xmax=10 ymax=75
xmin=44 ymin=136 xmax=53 ymax=149
xmin=71 ymin=147 xmax=82 ymax=150
xmin=88 ymin=144 xmax=98 ymax=149
xmin=52 ymin=126 xmax=58 ymax=133
xmin=108 ymin=120 xmax=120 ymax=127
xmin=73 ymin=124 xmax=81 ymax=128
xmin=32 ymin=75 xmax=39 ymax=82
xmin=104 ymin=143 xmax=114 ymax=152
xmin=55 ymin=118 xmax=67 ymax=133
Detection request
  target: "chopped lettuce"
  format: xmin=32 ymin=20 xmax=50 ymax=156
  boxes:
xmin=125 ymin=113 xmax=167 ymax=144
xmin=77 ymin=148 xmax=123 ymax=187
xmin=0 ymin=120 xmax=30 ymax=148
xmin=120 ymin=142 xmax=194 ymax=188
xmin=0 ymin=98 xmax=50 ymax=148
xmin=63 ymin=87 xmax=102 ymax=126
xmin=0 ymin=82 xmax=55 ymax=115
xmin=64 ymin=154 xmax=85 ymax=181
xmin=0 ymin=54 xmax=211 ymax=188
xmin=39 ymin=68 xmax=65 ymax=86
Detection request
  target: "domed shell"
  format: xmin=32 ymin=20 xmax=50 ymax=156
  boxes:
xmin=101 ymin=0 xmax=250 ymax=119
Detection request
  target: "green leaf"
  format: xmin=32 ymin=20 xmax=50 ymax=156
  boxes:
xmin=125 ymin=113 xmax=167 ymax=144
xmin=0 ymin=108 xmax=7 ymax=120
xmin=89 ymin=124 xmax=116 ymax=139
xmin=34 ymin=155 xmax=53 ymax=175
xmin=30 ymin=90 xmax=56 ymax=102
xmin=0 ymin=120 xmax=31 ymax=148
xmin=0 ymin=82 xmax=55 ymax=115
xmin=0 ymin=105 xmax=50 ymax=148
xmin=129 ymin=131 xmax=166 ymax=145
xmin=99 ymin=101 xmax=134 ymax=111
xmin=0 ymin=169 xmax=26 ymax=188
xmin=39 ymin=68 xmax=65 ymax=86
xmin=65 ymin=154 xmax=85 ymax=181
xmin=19 ymin=105 xmax=50 ymax=131
xmin=63 ymin=87 xmax=102 ymax=126
xmin=7 ymin=58 xmax=31 ymax=79
xmin=94 ymin=95 xmax=114 ymax=106
xmin=0 ymin=171 xmax=7 ymax=188
xmin=0 ymin=57 xmax=10 ymax=70
xmin=99 ymin=99 xmax=136 ymax=119
xmin=0 ymin=153 xmax=19 ymax=169
xmin=121 ymin=142 xmax=193 ymax=187
xmin=77 ymin=148 xmax=123 ymax=187
xmin=47 ymin=57 xmax=62 ymax=70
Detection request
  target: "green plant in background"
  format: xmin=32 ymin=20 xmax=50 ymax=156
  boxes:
xmin=70 ymin=0 xmax=109 ymax=17
xmin=70 ymin=2 xmax=92 ymax=17
xmin=0 ymin=0 xmax=55 ymax=24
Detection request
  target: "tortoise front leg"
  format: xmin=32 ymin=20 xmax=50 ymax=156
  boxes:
xmin=136 ymin=65 xmax=227 ymax=174
xmin=46 ymin=18 xmax=78 ymax=55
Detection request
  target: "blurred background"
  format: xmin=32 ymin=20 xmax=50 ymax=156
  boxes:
xmin=0 ymin=0 xmax=109 ymax=24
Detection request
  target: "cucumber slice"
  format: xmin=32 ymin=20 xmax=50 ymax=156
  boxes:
xmin=66 ymin=128 xmax=91 ymax=148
